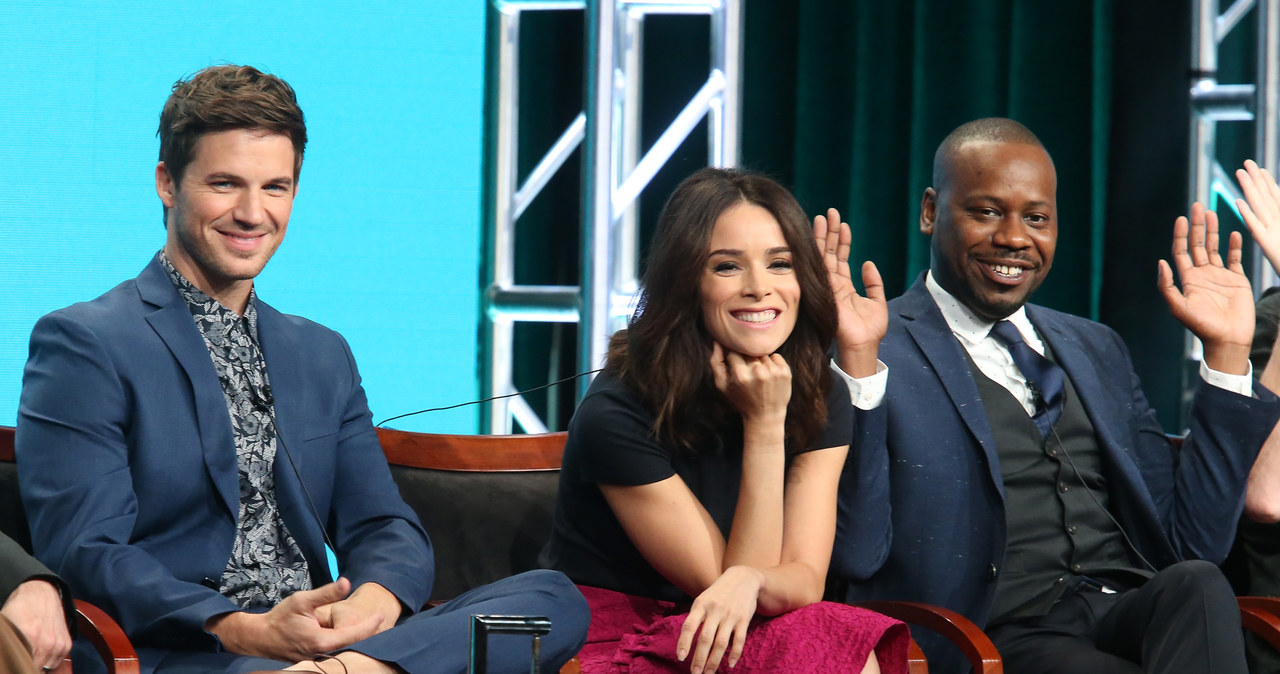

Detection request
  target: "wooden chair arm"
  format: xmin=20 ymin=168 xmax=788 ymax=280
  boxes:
xmin=1238 ymin=596 xmax=1280 ymax=613
xmin=375 ymin=428 xmax=566 ymax=471
xmin=1239 ymin=596 xmax=1280 ymax=653
xmin=906 ymin=639 xmax=928 ymax=674
xmin=74 ymin=599 xmax=139 ymax=674
xmin=854 ymin=600 xmax=1002 ymax=674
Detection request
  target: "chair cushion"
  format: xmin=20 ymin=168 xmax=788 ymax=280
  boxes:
xmin=389 ymin=466 xmax=560 ymax=600
xmin=0 ymin=462 xmax=31 ymax=553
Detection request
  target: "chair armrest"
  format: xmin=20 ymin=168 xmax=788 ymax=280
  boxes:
xmin=1239 ymin=596 xmax=1280 ymax=653
xmin=854 ymin=600 xmax=1003 ymax=674
xmin=906 ymin=639 xmax=927 ymax=674
xmin=74 ymin=600 xmax=139 ymax=674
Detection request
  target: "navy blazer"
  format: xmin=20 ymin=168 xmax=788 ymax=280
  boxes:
xmin=833 ymin=277 xmax=1280 ymax=667
xmin=16 ymin=258 xmax=433 ymax=663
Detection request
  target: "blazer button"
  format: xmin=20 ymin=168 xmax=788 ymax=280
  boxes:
xmin=986 ymin=564 xmax=999 ymax=580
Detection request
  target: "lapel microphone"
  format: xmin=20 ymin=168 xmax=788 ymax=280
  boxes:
xmin=1028 ymin=382 xmax=1045 ymax=411
xmin=243 ymin=323 xmax=339 ymax=567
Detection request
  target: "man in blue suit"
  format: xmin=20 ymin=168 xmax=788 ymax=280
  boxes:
xmin=831 ymin=118 xmax=1280 ymax=673
xmin=16 ymin=65 xmax=587 ymax=674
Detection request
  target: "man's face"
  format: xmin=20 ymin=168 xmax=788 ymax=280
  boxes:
xmin=921 ymin=140 xmax=1057 ymax=322
xmin=156 ymin=128 xmax=296 ymax=311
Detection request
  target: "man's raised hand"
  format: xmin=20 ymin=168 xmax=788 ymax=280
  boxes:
xmin=813 ymin=208 xmax=887 ymax=378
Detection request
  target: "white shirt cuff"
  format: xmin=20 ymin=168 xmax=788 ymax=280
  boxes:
xmin=831 ymin=358 xmax=888 ymax=410
xmin=1199 ymin=359 xmax=1254 ymax=397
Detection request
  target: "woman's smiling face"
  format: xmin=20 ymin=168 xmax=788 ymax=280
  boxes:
xmin=699 ymin=201 xmax=800 ymax=357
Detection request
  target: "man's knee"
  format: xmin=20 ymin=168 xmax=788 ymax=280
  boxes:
xmin=512 ymin=570 xmax=588 ymax=648
xmin=1154 ymin=559 xmax=1233 ymax=596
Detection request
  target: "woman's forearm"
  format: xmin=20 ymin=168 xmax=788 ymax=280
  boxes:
xmin=722 ymin=415 xmax=787 ymax=571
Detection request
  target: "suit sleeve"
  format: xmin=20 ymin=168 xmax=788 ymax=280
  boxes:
xmin=323 ymin=334 xmax=434 ymax=613
xmin=17 ymin=312 xmax=238 ymax=649
xmin=0 ymin=533 xmax=74 ymax=632
xmin=831 ymin=399 xmax=892 ymax=582
xmin=1108 ymin=327 xmax=1280 ymax=564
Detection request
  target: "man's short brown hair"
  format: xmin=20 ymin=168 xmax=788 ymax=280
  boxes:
xmin=158 ymin=65 xmax=307 ymax=187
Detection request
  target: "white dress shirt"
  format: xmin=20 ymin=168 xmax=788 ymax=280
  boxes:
xmin=923 ymin=271 xmax=1253 ymax=414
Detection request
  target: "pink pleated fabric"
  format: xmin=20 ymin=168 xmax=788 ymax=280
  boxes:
xmin=576 ymin=585 xmax=909 ymax=674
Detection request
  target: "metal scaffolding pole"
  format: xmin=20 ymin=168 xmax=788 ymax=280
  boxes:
xmin=1190 ymin=0 xmax=1280 ymax=291
xmin=483 ymin=0 xmax=742 ymax=434
xmin=1184 ymin=0 xmax=1280 ymax=425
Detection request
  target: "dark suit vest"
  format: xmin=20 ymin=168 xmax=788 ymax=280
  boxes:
xmin=965 ymin=348 xmax=1151 ymax=624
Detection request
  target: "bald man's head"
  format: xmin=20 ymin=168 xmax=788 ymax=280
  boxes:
xmin=932 ymin=118 xmax=1047 ymax=194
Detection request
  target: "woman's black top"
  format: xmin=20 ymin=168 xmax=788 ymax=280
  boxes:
xmin=539 ymin=369 xmax=854 ymax=602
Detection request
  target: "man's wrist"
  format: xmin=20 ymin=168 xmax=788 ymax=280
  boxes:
xmin=205 ymin=610 xmax=253 ymax=654
xmin=348 ymin=582 xmax=405 ymax=624
xmin=1201 ymin=341 xmax=1252 ymax=377
xmin=836 ymin=347 xmax=880 ymax=379
xmin=831 ymin=358 xmax=888 ymax=410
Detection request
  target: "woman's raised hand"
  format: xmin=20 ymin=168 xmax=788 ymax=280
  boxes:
xmin=710 ymin=342 xmax=791 ymax=425
xmin=813 ymin=208 xmax=887 ymax=377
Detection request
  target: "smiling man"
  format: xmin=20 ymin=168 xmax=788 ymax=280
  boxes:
xmin=15 ymin=65 xmax=587 ymax=674
xmin=830 ymin=118 xmax=1280 ymax=673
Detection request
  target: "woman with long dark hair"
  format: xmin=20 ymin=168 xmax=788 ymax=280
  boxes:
xmin=541 ymin=167 xmax=907 ymax=673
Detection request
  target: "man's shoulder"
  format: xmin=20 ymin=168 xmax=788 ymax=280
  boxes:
xmin=35 ymin=275 xmax=147 ymax=333
xmin=254 ymin=301 xmax=346 ymax=344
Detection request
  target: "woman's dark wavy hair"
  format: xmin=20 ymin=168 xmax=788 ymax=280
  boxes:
xmin=606 ymin=167 xmax=837 ymax=453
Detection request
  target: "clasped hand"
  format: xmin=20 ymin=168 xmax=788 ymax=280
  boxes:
xmin=208 ymin=577 xmax=400 ymax=663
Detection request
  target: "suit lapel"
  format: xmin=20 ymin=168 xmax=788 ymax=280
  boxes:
xmin=136 ymin=258 xmax=240 ymax=518
xmin=253 ymin=302 xmax=329 ymax=568
xmin=1029 ymin=307 xmax=1161 ymax=515
xmin=898 ymin=282 xmax=1005 ymax=494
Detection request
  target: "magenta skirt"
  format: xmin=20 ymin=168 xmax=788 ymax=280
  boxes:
xmin=576 ymin=585 xmax=909 ymax=673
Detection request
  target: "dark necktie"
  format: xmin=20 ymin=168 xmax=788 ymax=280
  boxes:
xmin=990 ymin=320 xmax=1065 ymax=437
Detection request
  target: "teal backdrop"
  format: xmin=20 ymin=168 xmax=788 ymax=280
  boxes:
xmin=0 ymin=1 xmax=485 ymax=432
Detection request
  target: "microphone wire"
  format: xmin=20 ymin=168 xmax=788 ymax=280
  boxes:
xmin=1036 ymin=387 xmax=1159 ymax=573
xmin=375 ymin=368 xmax=603 ymax=428
xmin=243 ymin=322 xmax=339 ymax=560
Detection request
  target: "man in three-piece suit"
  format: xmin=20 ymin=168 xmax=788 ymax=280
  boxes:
xmin=16 ymin=64 xmax=587 ymax=674
xmin=832 ymin=118 xmax=1280 ymax=673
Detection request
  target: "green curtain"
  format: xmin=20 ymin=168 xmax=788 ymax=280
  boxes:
xmin=743 ymin=0 xmax=1111 ymax=315
xmin=489 ymin=0 xmax=1250 ymax=431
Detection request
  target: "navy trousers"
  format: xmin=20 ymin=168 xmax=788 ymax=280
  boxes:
xmin=77 ymin=570 xmax=588 ymax=674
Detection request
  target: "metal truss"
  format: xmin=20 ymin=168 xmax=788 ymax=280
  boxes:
xmin=1190 ymin=0 xmax=1280 ymax=290
xmin=1182 ymin=0 xmax=1279 ymax=423
xmin=483 ymin=0 xmax=742 ymax=434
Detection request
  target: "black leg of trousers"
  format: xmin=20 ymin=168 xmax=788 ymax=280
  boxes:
xmin=1094 ymin=560 xmax=1246 ymax=674
xmin=988 ymin=561 xmax=1246 ymax=674
xmin=989 ymin=592 xmax=1143 ymax=674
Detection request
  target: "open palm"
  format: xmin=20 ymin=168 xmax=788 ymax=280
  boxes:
xmin=1158 ymin=202 xmax=1254 ymax=371
xmin=813 ymin=208 xmax=887 ymax=377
